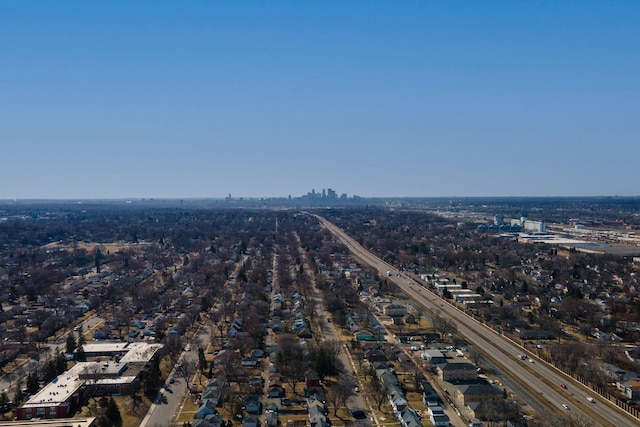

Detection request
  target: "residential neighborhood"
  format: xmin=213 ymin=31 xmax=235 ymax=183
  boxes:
xmin=0 ymin=199 xmax=639 ymax=427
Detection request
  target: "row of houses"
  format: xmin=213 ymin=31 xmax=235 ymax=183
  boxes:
xmin=376 ymin=366 xmax=450 ymax=427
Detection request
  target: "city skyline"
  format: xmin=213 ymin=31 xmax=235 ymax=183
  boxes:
xmin=2 ymin=1 xmax=639 ymax=199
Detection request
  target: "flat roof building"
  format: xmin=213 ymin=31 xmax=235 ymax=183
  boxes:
xmin=17 ymin=342 xmax=162 ymax=420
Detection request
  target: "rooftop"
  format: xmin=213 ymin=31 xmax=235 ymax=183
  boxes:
xmin=81 ymin=341 xmax=129 ymax=354
xmin=21 ymin=363 xmax=87 ymax=409
xmin=0 ymin=418 xmax=96 ymax=427
xmin=119 ymin=342 xmax=163 ymax=363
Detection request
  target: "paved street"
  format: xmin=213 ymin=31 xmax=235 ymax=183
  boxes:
xmin=140 ymin=322 xmax=211 ymax=427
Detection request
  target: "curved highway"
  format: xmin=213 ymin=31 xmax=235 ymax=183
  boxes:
xmin=316 ymin=215 xmax=638 ymax=427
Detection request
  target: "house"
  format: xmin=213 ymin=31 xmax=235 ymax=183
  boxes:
xmin=356 ymin=276 xmax=378 ymax=287
xmin=384 ymin=303 xmax=408 ymax=317
xmin=308 ymin=404 xmax=327 ymax=425
xmin=76 ymin=301 xmax=91 ymax=314
xmin=363 ymin=347 xmax=388 ymax=363
xmin=244 ymin=395 xmax=261 ymax=415
xmin=251 ymin=349 xmax=265 ymax=359
xmin=624 ymin=380 xmax=640 ymax=399
xmin=378 ymin=368 xmax=402 ymax=394
xmin=305 ymin=370 xmax=321 ymax=388
xmin=192 ymin=413 xmax=223 ymax=427
xmin=241 ymin=358 xmax=258 ymax=368
xmin=268 ymin=378 xmax=285 ymax=398
xmin=396 ymin=407 xmax=422 ymax=427
xmin=266 ymin=409 xmax=278 ymax=427
xmin=265 ymin=402 xmax=278 ymax=413
xmin=391 ymin=396 xmax=408 ymax=412
xmin=293 ymin=318 xmax=307 ymax=331
xmin=232 ymin=317 xmax=244 ymax=330
xmin=271 ymin=319 xmax=283 ymax=332
xmin=420 ymin=381 xmax=439 ymax=404
xmin=355 ymin=330 xmax=375 ymax=341
xmin=93 ymin=327 xmax=111 ymax=340
xmin=431 ymin=413 xmax=450 ymax=427
xmin=249 ymin=377 xmax=264 ymax=389
xmin=196 ymin=400 xmax=217 ymax=419
xmin=427 ymin=404 xmax=450 ymax=426
xmin=131 ymin=319 xmax=146 ymax=329
xmin=600 ymin=362 xmax=639 ymax=390
xmin=242 ymin=415 xmax=259 ymax=427
xmin=201 ymin=377 xmax=225 ymax=407
xmin=307 ymin=396 xmax=329 ymax=427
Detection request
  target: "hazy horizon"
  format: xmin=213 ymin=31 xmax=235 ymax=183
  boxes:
xmin=2 ymin=2 xmax=639 ymax=199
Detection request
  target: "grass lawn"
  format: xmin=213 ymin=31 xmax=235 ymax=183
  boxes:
xmin=75 ymin=395 xmax=151 ymax=427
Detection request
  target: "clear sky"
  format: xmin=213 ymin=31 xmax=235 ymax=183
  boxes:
xmin=1 ymin=1 xmax=638 ymax=199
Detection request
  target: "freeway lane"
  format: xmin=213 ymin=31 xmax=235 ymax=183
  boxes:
xmin=316 ymin=216 xmax=638 ymax=427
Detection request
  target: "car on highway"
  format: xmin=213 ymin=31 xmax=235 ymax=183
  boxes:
xmin=560 ymin=383 xmax=567 ymax=389
xmin=562 ymin=404 xmax=570 ymax=410
xmin=587 ymin=397 xmax=595 ymax=403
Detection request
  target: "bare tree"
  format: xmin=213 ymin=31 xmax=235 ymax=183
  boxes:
xmin=281 ymin=359 xmax=307 ymax=397
xmin=217 ymin=348 xmax=241 ymax=387
xmin=325 ymin=376 xmax=356 ymax=416
xmin=324 ymin=340 xmax=342 ymax=360
xmin=368 ymin=375 xmax=387 ymax=410
xmin=210 ymin=309 xmax=225 ymax=343
xmin=434 ymin=315 xmax=457 ymax=339
xmin=468 ymin=347 xmax=484 ymax=367
xmin=225 ymin=386 xmax=245 ymax=421
xmin=164 ymin=335 xmax=183 ymax=365
xmin=175 ymin=359 xmax=197 ymax=393
xmin=566 ymin=413 xmax=595 ymax=427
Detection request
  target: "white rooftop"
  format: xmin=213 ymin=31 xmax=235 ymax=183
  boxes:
xmin=81 ymin=341 xmax=130 ymax=354
xmin=119 ymin=342 xmax=163 ymax=363
xmin=22 ymin=342 xmax=163 ymax=410
xmin=22 ymin=363 xmax=88 ymax=409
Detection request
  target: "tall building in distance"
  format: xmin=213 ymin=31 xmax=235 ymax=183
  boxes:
xmin=304 ymin=188 xmax=339 ymax=200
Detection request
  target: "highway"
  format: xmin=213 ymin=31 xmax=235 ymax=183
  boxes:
xmin=316 ymin=215 xmax=638 ymax=427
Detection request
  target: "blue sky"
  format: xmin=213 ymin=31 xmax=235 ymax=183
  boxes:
xmin=1 ymin=1 xmax=638 ymax=199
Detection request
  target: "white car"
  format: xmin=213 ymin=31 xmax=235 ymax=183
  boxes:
xmin=562 ymin=404 xmax=570 ymax=410
xmin=587 ymin=397 xmax=595 ymax=403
